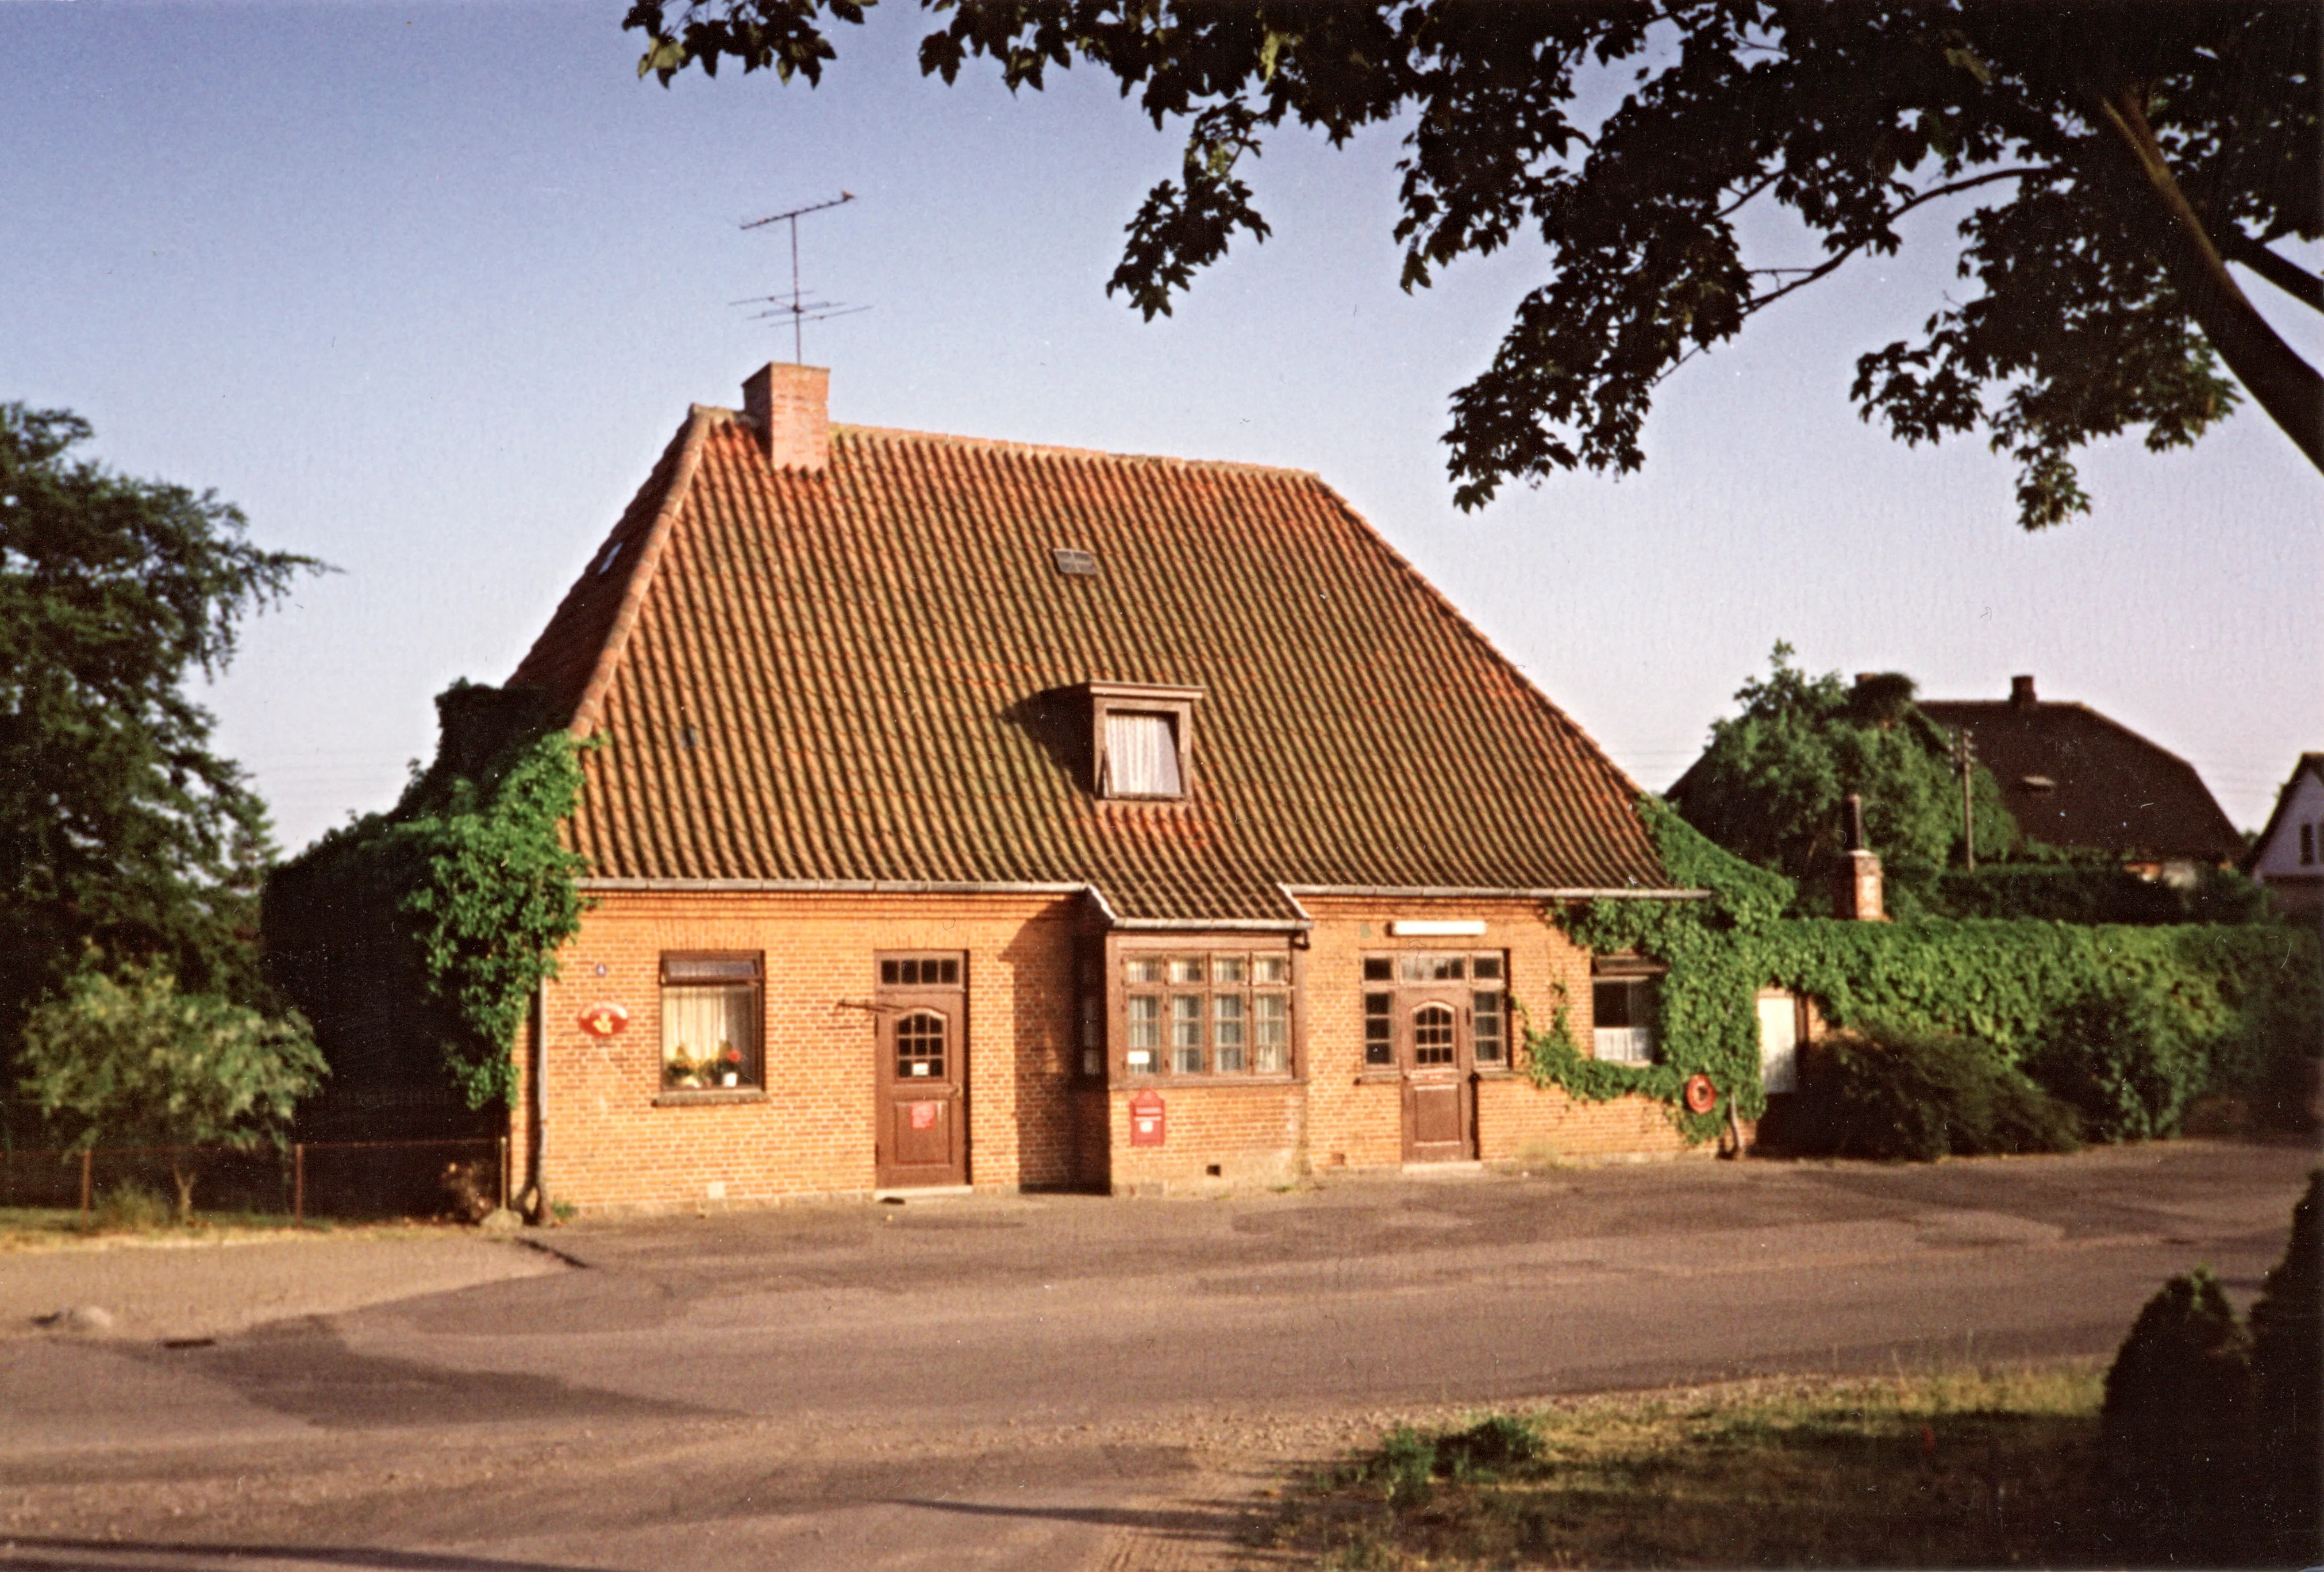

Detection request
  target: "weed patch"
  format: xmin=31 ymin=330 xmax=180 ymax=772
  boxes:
xmin=1257 ymin=1366 xmax=2134 ymax=1568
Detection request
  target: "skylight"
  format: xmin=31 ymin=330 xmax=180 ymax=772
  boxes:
xmin=1052 ymin=547 xmax=1098 ymax=577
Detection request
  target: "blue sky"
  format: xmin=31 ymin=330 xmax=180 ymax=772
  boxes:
xmin=7 ymin=1 xmax=2318 ymax=850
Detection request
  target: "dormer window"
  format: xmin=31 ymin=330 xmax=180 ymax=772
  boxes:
xmin=1084 ymin=682 xmax=1202 ymax=801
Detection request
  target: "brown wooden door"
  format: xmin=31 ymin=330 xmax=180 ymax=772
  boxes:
xmin=1399 ymin=993 xmax=1475 ymax=1162
xmin=875 ymin=967 xmax=967 ymax=1187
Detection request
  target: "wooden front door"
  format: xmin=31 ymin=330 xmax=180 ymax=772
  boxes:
xmin=875 ymin=956 xmax=967 ymax=1187
xmin=1400 ymin=993 xmax=1476 ymax=1163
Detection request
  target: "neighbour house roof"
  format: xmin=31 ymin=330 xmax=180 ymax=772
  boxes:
xmin=2245 ymin=752 xmax=2324 ymax=874
xmin=506 ymin=376 xmax=1670 ymax=924
xmin=1917 ymin=680 xmax=2242 ymax=863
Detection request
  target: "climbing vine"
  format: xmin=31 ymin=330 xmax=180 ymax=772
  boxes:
xmin=1528 ymin=796 xmax=2321 ymax=1147
xmin=265 ymin=683 xmax=592 ymax=1113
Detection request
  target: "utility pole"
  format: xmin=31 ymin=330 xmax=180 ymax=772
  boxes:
xmin=1953 ymin=727 xmax=1977 ymax=870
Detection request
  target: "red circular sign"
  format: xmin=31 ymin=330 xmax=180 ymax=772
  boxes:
xmin=1683 ymin=1073 xmax=1718 ymax=1114
xmin=577 ymin=1001 xmax=630 ymax=1038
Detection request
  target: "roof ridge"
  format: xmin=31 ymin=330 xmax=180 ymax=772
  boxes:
xmin=699 ymin=405 xmax=1324 ymax=479
xmin=568 ymin=405 xmax=719 ymax=737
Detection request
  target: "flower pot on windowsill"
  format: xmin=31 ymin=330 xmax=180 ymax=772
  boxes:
xmin=721 ymin=1072 xmax=738 ymax=1087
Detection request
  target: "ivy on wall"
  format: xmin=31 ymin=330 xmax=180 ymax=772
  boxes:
xmin=1529 ymin=797 xmax=2322 ymax=1147
xmin=264 ymin=683 xmax=591 ymax=1114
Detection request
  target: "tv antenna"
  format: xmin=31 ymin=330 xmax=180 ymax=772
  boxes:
xmin=736 ymin=191 xmax=867 ymax=363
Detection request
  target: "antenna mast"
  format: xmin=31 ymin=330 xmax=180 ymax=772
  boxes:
xmin=738 ymin=191 xmax=865 ymax=363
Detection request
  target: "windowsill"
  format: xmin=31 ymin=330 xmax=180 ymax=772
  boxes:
xmin=654 ymin=1088 xmax=767 ymax=1107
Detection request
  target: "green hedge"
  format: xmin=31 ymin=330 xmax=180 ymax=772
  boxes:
xmin=1536 ymin=800 xmax=2322 ymax=1144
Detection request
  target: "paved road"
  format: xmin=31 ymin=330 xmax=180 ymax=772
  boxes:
xmin=2 ymin=1139 xmax=2313 ymax=1570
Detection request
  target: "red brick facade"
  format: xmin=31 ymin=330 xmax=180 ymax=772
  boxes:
xmin=517 ymin=891 xmax=1693 ymax=1215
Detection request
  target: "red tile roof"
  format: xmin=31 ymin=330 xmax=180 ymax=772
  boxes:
xmin=510 ymin=401 xmax=1670 ymax=921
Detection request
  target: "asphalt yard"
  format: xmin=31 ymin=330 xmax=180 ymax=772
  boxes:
xmin=1 ymin=1137 xmax=2314 ymax=1570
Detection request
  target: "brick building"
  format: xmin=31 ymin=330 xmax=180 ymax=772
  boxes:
xmin=498 ymin=364 xmax=1701 ymax=1213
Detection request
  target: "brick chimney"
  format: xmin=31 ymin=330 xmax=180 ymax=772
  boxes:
xmin=2010 ymin=674 xmax=2036 ymax=708
xmin=1833 ymin=792 xmax=1888 ymax=921
xmin=741 ymin=363 xmax=830 ymax=473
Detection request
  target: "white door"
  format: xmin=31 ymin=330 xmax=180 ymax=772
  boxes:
xmin=1757 ymin=991 xmax=1800 ymax=1094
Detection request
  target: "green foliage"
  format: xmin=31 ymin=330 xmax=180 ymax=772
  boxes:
xmin=626 ymin=3 xmax=2322 ymax=522
xmin=266 ymin=683 xmax=590 ymax=1113
xmin=0 ymin=403 xmax=322 ymax=1055
xmin=1785 ymin=1024 xmax=2080 ymax=1161
xmin=17 ymin=963 xmax=325 ymax=1219
xmin=1539 ymin=795 xmax=2322 ymax=1148
xmin=1896 ymin=860 xmax=2273 ymax=925
xmin=1669 ymin=646 xmax=2015 ymax=910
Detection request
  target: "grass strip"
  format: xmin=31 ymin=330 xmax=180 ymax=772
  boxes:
xmin=1253 ymin=1364 xmax=2136 ymax=1569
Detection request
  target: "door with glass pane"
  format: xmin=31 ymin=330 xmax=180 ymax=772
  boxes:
xmin=875 ymin=954 xmax=967 ymax=1187
xmin=1399 ymin=983 xmax=1475 ymax=1163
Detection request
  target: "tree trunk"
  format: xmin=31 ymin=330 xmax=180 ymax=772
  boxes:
xmin=2086 ymin=83 xmax=2324 ymax=474
xmin=170 ymin=1158 xmax=198 ymax=1225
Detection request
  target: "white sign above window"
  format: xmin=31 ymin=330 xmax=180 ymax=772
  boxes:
xmin=1387 ymin=920 xmax=1487 ymax=936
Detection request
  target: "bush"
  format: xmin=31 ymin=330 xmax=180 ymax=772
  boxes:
xmin=1787 ymin=1025 xmax=2081 ymax=1160
xmin=2025 ymin=987 xmax=2207 ymax=1142
xmin=2102 ymin=1266 xmax=2253 ymax=1555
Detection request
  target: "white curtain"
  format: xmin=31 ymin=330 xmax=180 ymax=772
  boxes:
xmin=664 ymin=986 xmax=757 ymax=1078
xmin=1106 ymin=712 xmax=1183 ymax=795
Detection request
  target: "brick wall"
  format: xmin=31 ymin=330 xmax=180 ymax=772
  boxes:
xmin=514 ymin=890 xmax=1088 ymax=1214
xmin=511 ymin=889 xmax=1699 ymax=1214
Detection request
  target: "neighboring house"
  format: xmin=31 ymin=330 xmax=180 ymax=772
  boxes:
xmin=2246 ymin=753 xmax=2324 ymax=920
xmin=490 ymin=364 xmax=1702 ymax=1212
xmin=1919 ymin=676 xmax=2242 ymax=882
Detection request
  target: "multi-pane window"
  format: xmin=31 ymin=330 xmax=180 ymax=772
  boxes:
xmin=880 ymin=956 xmax=959 ymax=987
xmin=895 ymin=1010 xmax=947 ymax=1079
xmin=1361 ymin=952 xmax=1507 ymax=1069
xmin=1123 ymin=950 xmax=1293 ymax=1077
xmin=660 ymin=953 xmax=763 ymax=1090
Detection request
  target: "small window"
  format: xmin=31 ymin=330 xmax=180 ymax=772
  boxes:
xmin=1125 ymin=956 xmax=1164 ymax=985
xmin=1167 ymin=955 xmax=1207 ymax=985
xmin=1253 ymin=955 xmax=1288 ymax=985
xmin=1592 ymin=978 xmax=1658 ymax=1066
xmin=896 ymin=1011 xmax=946 ymax=1079
xmin=1104 ymin=712 xmax=1183 ymax=796
xmin=1473 ymin=989 xmax=1506 ymax=1064
xmin=1413 ymin=1004 xmax=1456 ymax=1066
xmin=1170 ymin=993 xmax=1205 ymax=1073
xmin=595 ymin=539 xmax=624 ymax=576
xmin=1126 ymin=995 xmax=1161 ymax=1073
xmin=1052 ymin=547 xmax=1099 ymax=577
xmin=2303 ymin=822 xmax=2317 ymax=866
xmin=1254 ymin=994 xmax=1289 ymax=1073
xmin=661 ymin=952 xmax=763 ymax=1091
xmin=880 ymin=956 xmax=959 ymax=987
xmin=1363 ymin=991 xmax=1394 ymax=1067
xmin=1400 ymin=955 xmax=1465 ymax=983
xmin=1362 ymin=957 xmax=1394 ymax=982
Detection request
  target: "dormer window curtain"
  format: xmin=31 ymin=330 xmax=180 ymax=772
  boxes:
xmin=1085 ymin=681 xmax=1203 ymax=801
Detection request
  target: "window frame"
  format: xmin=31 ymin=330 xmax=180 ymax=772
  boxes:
xmin=1114 ymin=942 xmax=1298 ymax=1083
xmin=656 ymin=951 xmax=765 ymax=1101
xmin=1357 ymin=951 xmax=1509 ymax=1074
xmin=1589 ymin=953 xmax=1665 ymax=1067
xmin=1085 ymin=682 xmax=1203 ymax=801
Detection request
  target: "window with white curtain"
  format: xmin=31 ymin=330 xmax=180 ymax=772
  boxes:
xmin=1103 ymin=711 xmax=1183 ymax=796
xmin=660 ymin=953 xmax=763 ymax=1091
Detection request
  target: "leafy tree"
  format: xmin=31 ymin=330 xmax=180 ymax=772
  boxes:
xmin=1667 ymin=643 xmax=2012 ymax=910
xmin=0 ymin=404 xmax=322 ymax=1058
xmin=18 ymin=963 xmax=326 ymax=1220
xmin=624 ymin=1 xmax=2320 ymax=527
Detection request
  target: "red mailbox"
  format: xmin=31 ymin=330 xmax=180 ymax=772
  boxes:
xmin=1129 ymin=1090 xmax=1166 ymax=1148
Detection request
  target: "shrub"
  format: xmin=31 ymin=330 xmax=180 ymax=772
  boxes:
xmin=1433 ymin=1415 xmax=1542 ymax=1481
xmin=2102 ymin=1266 xmax=2253 ymax=1555
xmin=2246 ymin=1171 xmax=2322 ymax=1565
xmin=1787 ymin=1025 xmax=2080 ymax=1161
xmin=2025 ymin=987 xmax=2207 ymax=1142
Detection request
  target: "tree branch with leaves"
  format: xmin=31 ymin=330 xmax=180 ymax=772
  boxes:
xmin=626 ymin=0 xmax=2319 ymax=528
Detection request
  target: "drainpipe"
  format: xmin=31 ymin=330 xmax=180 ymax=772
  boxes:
xmin=531 ymin=978 xmax=552 ymax=1224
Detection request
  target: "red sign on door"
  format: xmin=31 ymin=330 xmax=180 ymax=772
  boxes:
xmin=1129 ymin=1090 xmax=1165 ymax=1148
xmin=910 ymin=1101 xmax=939 ymax=1131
